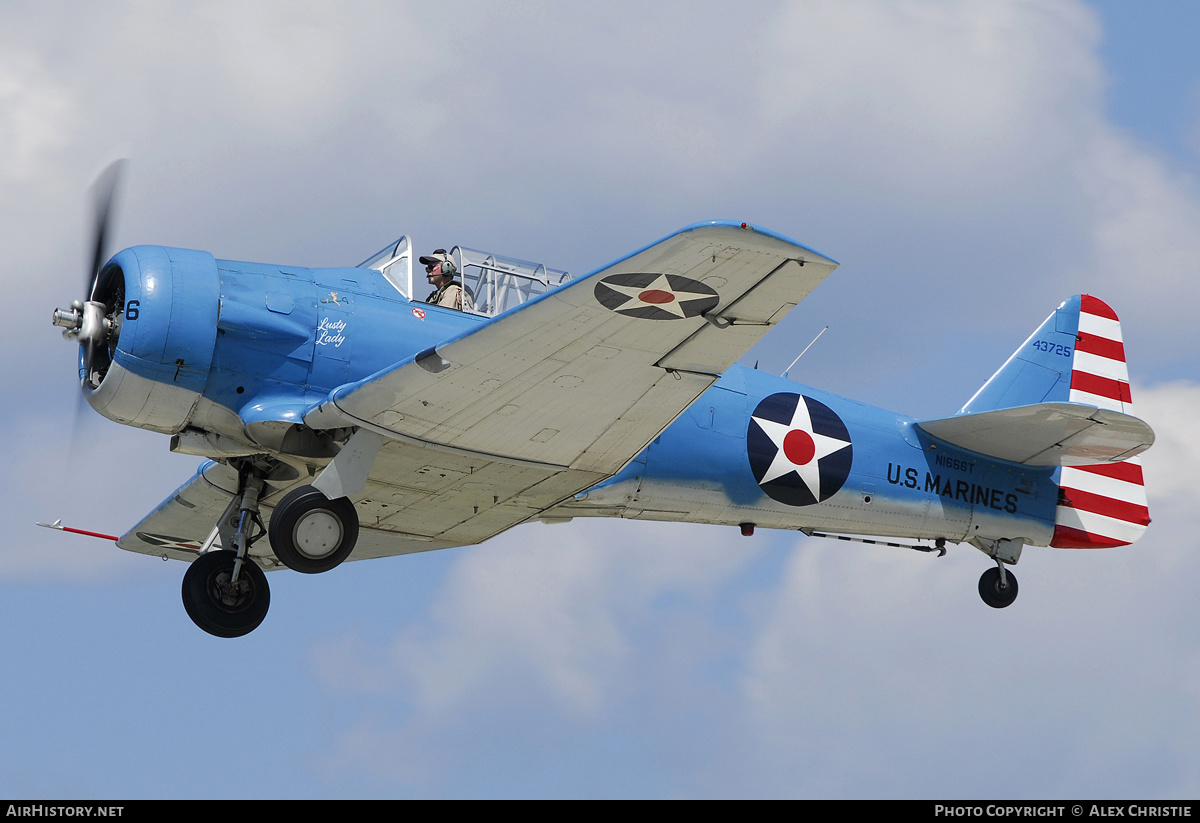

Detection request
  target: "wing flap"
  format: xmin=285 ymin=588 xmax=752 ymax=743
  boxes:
xmin=717 ymin=258 xmax=825 ymax=323
xmin=349 ymin=440 xmax=606 ymax=547
xmin=656 ymin=259 xmax=829 ymax=373
xmin=917 ymin=402 xmax=1154 ymax=466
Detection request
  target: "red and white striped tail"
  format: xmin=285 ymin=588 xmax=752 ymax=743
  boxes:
xmin=1068 ymin=295 xmax=1133 ymax=413
xmin=1052 ymin=295 xmax=1149 ymax=548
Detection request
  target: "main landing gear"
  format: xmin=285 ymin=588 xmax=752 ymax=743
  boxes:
xmin=181 ymin=472 xmax=271 ymax=638
xmin=180 ymin=475 xmax=362 ymax=637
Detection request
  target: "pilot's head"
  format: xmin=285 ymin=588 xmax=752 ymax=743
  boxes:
xmin=420 ymin=249 xmax=456 ymax=288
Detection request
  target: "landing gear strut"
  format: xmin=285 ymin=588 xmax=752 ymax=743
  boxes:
xmin=978 ymin=564 xmax=1019 ymax=609
xmin=181 ymin=470 xmax=271 ymax=637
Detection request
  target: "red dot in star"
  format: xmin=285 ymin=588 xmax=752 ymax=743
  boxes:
xmin=637 ymin=289 xmax=675 ymax=304
xmin=783 ymin=429 xmax=815 ymax=465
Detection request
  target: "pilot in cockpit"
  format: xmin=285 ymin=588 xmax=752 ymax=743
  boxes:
xmin=420 ymin=249 xmax=472 ymax=312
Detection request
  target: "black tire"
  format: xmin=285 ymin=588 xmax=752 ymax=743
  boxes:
xmin=267 ymin=485 xmax=359 ymax=574
xmin=182 ymin=550 xmax=270 ymax=638
xmin=978 ymin=566 xmax=1019 ymax=609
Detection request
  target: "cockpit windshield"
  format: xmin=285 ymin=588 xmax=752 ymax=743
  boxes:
xmin=357 ymin=236 xmax=413 ymax=299
xmin=358 ymin=236 xmax=572 ymax=318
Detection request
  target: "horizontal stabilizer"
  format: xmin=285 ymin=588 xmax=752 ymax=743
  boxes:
xmin=916 ymin=402 xmax=1154 ymax=466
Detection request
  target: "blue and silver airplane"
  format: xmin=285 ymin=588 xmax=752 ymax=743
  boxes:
xmin=49 ymin=164 xmax=1154 ymax=637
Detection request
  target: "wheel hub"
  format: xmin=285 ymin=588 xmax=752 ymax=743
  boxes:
xmin=209 ymin=568 xmax=253 ymax=610
xmin=292 ymin=509 xmax=343 ymax=560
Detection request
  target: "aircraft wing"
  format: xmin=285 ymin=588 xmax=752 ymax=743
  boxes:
xmin=115 ymin=463 xmax=229 ymax=562
xmin=300 ymin=221 xmax=837 ymax=551
xmin=116 ymin=460 xmax=461 ymax=563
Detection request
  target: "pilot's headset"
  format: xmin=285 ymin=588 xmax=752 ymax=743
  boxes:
xmin=430 ymin=249 xmax=456 ymax=277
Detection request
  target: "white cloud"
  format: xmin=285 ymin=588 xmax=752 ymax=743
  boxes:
xmin=1137 ymin=381 xmax=1200 ymax=500
xmin=315 ymin=520 xmax=753 ymax=714
xmin=1072 ymin=133 xmax=1200 ymax=330
xmin=758 ymin=0 xmax=1101 ymax=198
xmin=310 ymin=520 xmax=757 ymax=788
xmin=0 ymin=50 xmax=76 ymax=186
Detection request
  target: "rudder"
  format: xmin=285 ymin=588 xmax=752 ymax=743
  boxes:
xmin=1052 ymin=295 xmax=1147 ymax=548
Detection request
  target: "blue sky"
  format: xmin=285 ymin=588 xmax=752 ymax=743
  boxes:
xmin=2 ymin=1 xmax=1199 ymax=798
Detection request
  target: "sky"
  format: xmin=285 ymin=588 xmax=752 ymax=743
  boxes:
xmin=2 ymin=0 xmax=1199 ymax=799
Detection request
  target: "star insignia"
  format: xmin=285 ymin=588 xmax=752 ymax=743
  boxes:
xmin=747 ymin=393 xmax=853 ymax=506
xmin=594 ymin=273 xmax=719 ymax=319
xmin=136 ymin=532 xmax=204 ymax=552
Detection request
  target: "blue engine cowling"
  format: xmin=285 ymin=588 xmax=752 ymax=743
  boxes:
xmin=84 ymin=246 xmax=220 ymax=433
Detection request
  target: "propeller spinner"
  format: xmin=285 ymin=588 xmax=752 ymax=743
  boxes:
xmin=52 ymin=159 xmax=128 ymax=389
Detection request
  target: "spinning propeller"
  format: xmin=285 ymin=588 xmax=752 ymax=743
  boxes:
xmin=52 ymin=159 xmax=128 ymax=389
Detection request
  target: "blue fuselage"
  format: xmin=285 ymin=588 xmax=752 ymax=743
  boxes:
xmin=92 ymin=246 xmax=1059 ymax=547
xmin=565 ymin=365 xmax=1058 ymax=545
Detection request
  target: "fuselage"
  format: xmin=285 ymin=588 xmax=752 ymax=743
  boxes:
xmin=557 ymin=365 xmax=1058 ymax=547
xmin=86 ymin=244 xmax=1058 ymax=549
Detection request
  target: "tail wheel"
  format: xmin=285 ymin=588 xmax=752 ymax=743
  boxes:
xmin=268 ymin=485 xmax=359 ymax=574
xmin=182 ymin=550 xmax=270 ymax=638
xmin=978 ymin=566 xmax=1019 ymax=609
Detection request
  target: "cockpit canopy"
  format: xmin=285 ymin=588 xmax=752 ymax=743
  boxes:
xmin=357 ymin=236 xmax=571 ymax=317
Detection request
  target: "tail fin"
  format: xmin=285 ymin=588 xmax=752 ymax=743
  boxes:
xmin=961 ymin=295 xmax=1149 ymax=548
xmin=960 ymin=295 xmax=1133 ymax=415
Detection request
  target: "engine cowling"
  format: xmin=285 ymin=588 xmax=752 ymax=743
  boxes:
xmin=84 ymin=246 xmax=220 ymax=434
